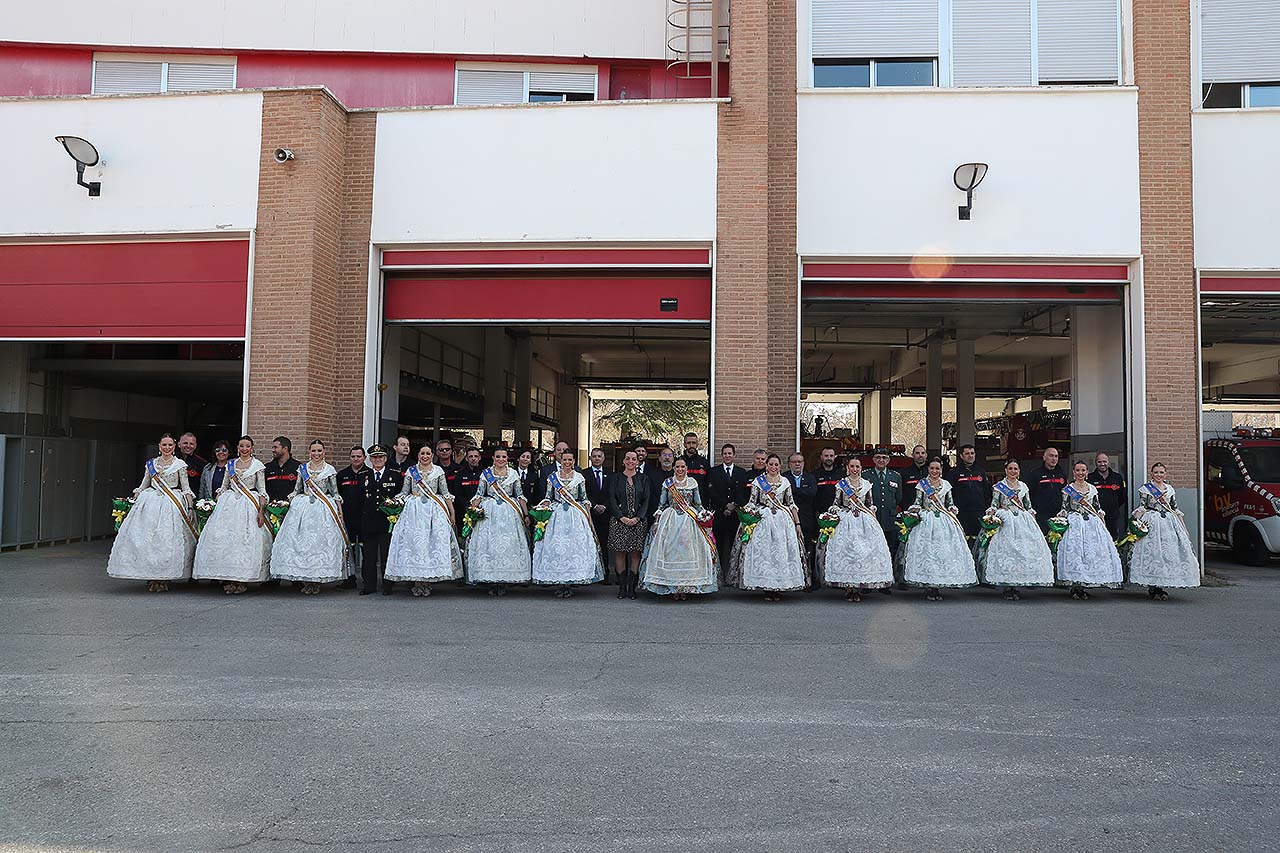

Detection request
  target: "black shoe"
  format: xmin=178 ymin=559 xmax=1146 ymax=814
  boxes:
xmin=878 ymin=587 xmax=893 ymax=595
xmin=359 ymin=589 xmax=372 ymax=596
xmin=617 ymin=571 xmax=627 ymax=599
xmin=340 ymin=576 xmax=357 ymax=590
xmin=381 ymin=583 xmax=394 ymax=596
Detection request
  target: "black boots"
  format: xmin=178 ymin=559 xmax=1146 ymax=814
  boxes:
xmin=617 ymin=570 xmax=628 ymax=599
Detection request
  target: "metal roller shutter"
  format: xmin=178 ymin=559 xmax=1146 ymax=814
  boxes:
xmin=92 ymin=61 xmax=164 ymax=94
xmin=165 ymin=62 xmax=237 ymax=92
xmin=527 ymin=70 xmax=597 ymax=94
xmin=455 ymin=69 xmax=525 ymax=105
xmin=1202 ymin=0 xmax=1280 ymax=83
xmin=952 ymin=0 xmax=1033 ymax=86
xmin=811 ymin=0 xmax=939 ymax=59
xmin=1038 ymin=0 xmax=1120 ymax=83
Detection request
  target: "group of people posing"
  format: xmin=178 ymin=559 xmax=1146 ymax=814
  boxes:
xmin=106 ymin=432 xmax=1201 ymax=603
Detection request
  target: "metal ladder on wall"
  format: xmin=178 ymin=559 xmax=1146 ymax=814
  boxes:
xmin=667 ymin=0 xmax=729 ymax=97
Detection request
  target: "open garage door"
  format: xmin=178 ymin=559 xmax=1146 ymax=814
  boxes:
xmin=799 ymin=260 xmax=1129 ymax=481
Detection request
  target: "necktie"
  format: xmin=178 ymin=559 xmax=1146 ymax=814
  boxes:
xmin=595 ymin=469 xmax=602 ymax=489
xmin=376 ymin=471 xmax=382 ymax=484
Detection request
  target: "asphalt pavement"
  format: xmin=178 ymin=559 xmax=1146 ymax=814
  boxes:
xmin=1 ymin=541 xmax=1277 ymax=852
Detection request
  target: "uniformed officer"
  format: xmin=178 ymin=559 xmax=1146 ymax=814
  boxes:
xmin=1027 ymin=447 xmax=1069 ymax=532
xmin=1088 ymin=451 xmax=1128 ymax=539
xmin=813 ymin=446 xmax=843 ymax=516
xmin=899 ymin=445 xmax=930 ymax=511
xmin=264 ymin=436 xmax=300 ymax=502
xmin=452 ymin=446 xmax=484 ymax=537
xmin=335 ymin=445 xmax=367 ymax=590
xmin=360 ymin=445 xmax=404 ymax=596
xmin=681 ymin=432 xmax=712 ymax=494
xmin=945 ymin=443 xmax=991 ymax=539
xmin=866 ymin=447 xmax=903 ymax=560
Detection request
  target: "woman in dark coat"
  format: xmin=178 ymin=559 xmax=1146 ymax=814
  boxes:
xmin=606 ymin=449 xmax=651 ymax=600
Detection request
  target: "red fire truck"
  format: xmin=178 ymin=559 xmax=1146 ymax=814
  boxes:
xmin=1204 ymin=429 xmax=1280 ymax=565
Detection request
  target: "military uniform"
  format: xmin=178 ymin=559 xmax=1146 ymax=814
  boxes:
xmin=359 ymin=447 xmax=405 ymax=595
xmin=865 ymin=463 xmax=903 ymax=558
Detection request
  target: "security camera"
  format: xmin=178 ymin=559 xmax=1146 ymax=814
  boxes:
xmin=273 ymin=148 xmax=295 ymax=163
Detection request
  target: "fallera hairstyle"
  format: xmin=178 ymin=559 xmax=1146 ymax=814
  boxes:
xmin=766 ymin=453 xmax=782 ymax=465
xmin=238 ymin=435 xmax=254 ymax=446
xmin=928 ymin=456 xmax=945 ymax=468
xmin=159 ymin=432 xmax=175 ymax=442
xmin=273 ymin=436 xmax=292 ymax=451
xmin=1005 ymin=458 xmax=1020 ymax=469
xmin=310 ymin=439 xmax=324 ymax=449
xmin=1150 ymin=461 xmax=1166 ymax=472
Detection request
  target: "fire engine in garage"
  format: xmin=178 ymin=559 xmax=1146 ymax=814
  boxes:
xmin=1204 ymin=428 xmax=1280 ymax=565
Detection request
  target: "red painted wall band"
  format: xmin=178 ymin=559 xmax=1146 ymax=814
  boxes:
xmin=802 ymin=263 xmax=1131 ymax=282
xmin=1201 ymin=277 xmax=1280 ymax=294
xmin=0 ymin=240 xmax=249 ymax=339
xmin=385 ymin=274 xmax=712 ymax=321
xmin=382 ymin=248 xmax=711 ymax=268
xmin=802 ymin=282 xmax=1123 ymax=302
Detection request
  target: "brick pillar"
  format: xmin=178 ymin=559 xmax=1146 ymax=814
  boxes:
xmin=1133 ymin=1 xmax=1198 ymax=483
xmin=713 ymin=0 xmax=798 ymax=453
xmin=248 ymin=90 xmax=374 ymax=454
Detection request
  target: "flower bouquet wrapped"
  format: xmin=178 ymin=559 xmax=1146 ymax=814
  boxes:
xmin=194 ymin=498 xmax=216 ymax=534
xmin=111 ymin=496 xmax=136 ymax=531
xmin=737 ymin=507 xmax=763 ymax=543
xmin=1115 ymin=516 xmax=1150 ymax=548
xmin=460 ymin=504 xmax=485 ymax=539
xmin=263 ymin=500 xmax=290 ymax=537
xmin=529 ymin=501 xmax=553 ymax=541
xmin=977 ymin=512 xmax=1003 ymax=545
xmin=1046 ymin=516 xmax=1069 ymax=552
xmin=816 ymin=509 xmax=841 ymax=545
xmin=380 ymin=495 xmax=405 ymax=533
xmin=896 ymin=510 xmax=922 ymax=542
xmin=695 ymin=508 xmax=715 ymax=528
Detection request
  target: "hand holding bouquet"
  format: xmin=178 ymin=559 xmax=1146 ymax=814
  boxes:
xmin=817 ymin=509 xmax=841 ymax=544
xmin=529 ymin=501 xmax=553 ymax=541
xmin=263 ymin=500 xmax=290 ymax=537
xmin=460 ymin=504 xmax=486 ymax=539
xmin=111 ymin=496 xmax=137 ymax=531
xmin=194 ymin=498 xmax=216 ymax=533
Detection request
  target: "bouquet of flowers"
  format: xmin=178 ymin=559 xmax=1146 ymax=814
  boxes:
xmin=194 ymin=498 xmax=216 ymax=534
xmin=529 ymin=502 xmax=553 ymax=541
xmin=816 ymin=510 xmax=841 ymax=545
xmin=695 ymin=508 xmax=715 ymax=528
xmin=111 ymin=496 xmax=136 ymax=531
xmin=380 ymin=496 xmax=405 ymax=533
xmin=1046 ymin=516 xmax=1069 ymax=553
xmin=460 ymin=504 xmax=485 ymax=539
xmin=977 ymin=512 xmax=1003 ymax=543
xmin=263 ymin=500 xmax=290 ymax=537
xmin=737 ymin=507 xmax=763 ymax=543
xmin=1115 ymin=516 xmax=1150 ymax=549
xmin=896 ymin=510 xmax=922 ymax=542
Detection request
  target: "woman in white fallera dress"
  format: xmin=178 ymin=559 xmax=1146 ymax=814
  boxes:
xmin=465 ymin=447 xmax=532 ymax=594
xmin=1126 ymin=462 xmax=1201 ymax=600
xmin=193 ymin=435 xmax=273 ymax=594
xmin=975 ymin=459 xmax=1055 ymax=600
xmin=639 ymin=457 xmax=718 ymax=600
xmin=1054 ymin=462 xmax=1124 ymax=600
xmin=107 ymin=433 xmax=198 ymax=592
xmin=728 ymin=453 xmax=809 ymax=602
xmin=270 ymin=440 xmax=350 ymax=595
xmin=532 ymin=449 xmax=604 ymax=598
xmin=901 ymin=459 xmax=978 ymax=601
xmin=385 ymin=444 xmax=463 ymax=597
xmin=815 ymin=457 xmax=894 ymax=602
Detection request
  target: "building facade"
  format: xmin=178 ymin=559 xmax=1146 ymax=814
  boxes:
xmin=2 ymin=0 xmax=1279 ymax=552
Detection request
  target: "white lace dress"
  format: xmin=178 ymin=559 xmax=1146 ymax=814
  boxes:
xmin=728 ymin=477 xmax=809 ymax=591
xmin=976 ymin=480 xmax=1055 ymax=587
xmin=107 ymin=457 xmax=197 ymax=581
xmin=639 ymin=477 xmax=718 ymax=595
xmin=1054 ymin=482 xmax=1123 ymax=588
xmin=386 ymin=464 xmax=463 ymax=583
xmin=815 ymin=477 xmax=894 ymax=589
xmin=270 ymin=462 xmax=350 ymax=583
xmin=901 ymin=479 xmax=978 ymax=588
xmin=465 ymin=467 xmax=532 ymax=585
xmin=194 ymin=458 xmax=273 ymax=583
xmin=1126 ymin=483 xmax=1201 ymax=588
xmin=532 ymin=471 xmax=604 ymax=585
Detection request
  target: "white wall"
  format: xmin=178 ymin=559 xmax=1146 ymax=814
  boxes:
xmin=372 ymin=101 xmax=717 ymax=245
xmin=0 ymin=92 xmax=262 ymax=238
xmin=1193 ymin=108 xmax=1280 ymax=271
xmin=5 ymin=0 xmax=670 ymax=61
xmin=798 ymin=88 xmax=1142 ymax=259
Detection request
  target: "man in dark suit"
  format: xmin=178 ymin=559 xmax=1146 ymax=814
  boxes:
xmin=584 ymin=447 xmax=612 ymax=569
xmin=336 ymin=445 xmax=367 ymax=590
xmin=647 ymin=447 xmax=676 ymax=518
xmin=866 ymin=448 xmax=903 ymax=563
xmin=784 ymin=451 xmax=819 ymax=575
xmin=707 ymin=443 xmax=749 ymax=574
xmin=1027 ymin=447 xmax=1069 ymax=532
xmin=359 ymin=445 xmax=404 ymax=596
xmin=739 ymin=449 xmax=768 ymax=507
xmin=532 ymin=440 xmax=571 ymax=505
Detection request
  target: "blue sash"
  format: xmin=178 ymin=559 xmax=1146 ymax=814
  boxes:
xmin=838 ymin=478 xmax=856 ymax=497
xmin=994 ymin=481 xmax=1017 ymax=500
xmin=298 ymin=463 xmax=310 ymax=484
xmin=549 ymin=472 xmax=565 ymax=493
xmin=1063 ymin=483 xmax=1085 ymax=503
xmin=407 ymin=465 xmax=424 ymax=485
xmin=663 ymin=477 xmax=675 ymax=490
xmin=755 ymin=474 xmax=772 ymax=493
xmin=919 ymin=480 xmax=936 ymax=498
xmin=483 ymin=467 xmax=498 ymax=486
xmin=1142 ymin=482 xmax=1162 ymax=499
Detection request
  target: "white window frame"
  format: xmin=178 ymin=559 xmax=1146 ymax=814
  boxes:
xmin=812 ymin=57 xmax=939 ymax=88
xmin=1244 ymin=83 xmax=1280 ymax=108
xmin=91 ymin=52 xmax=237 ymax=95
xmin=453 ymin=62 xmax=598 ymax=105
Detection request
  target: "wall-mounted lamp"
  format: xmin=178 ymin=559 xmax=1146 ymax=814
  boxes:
xmin=55 ymin=135 xmax=102 ymax=196
xmin=954 ymin=162 xmax=988 ymax=221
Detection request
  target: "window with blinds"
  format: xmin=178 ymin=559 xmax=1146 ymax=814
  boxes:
xmin=810 ymin=0 xmax=1120 ymax=88
xmin=92 ymin=57 xmax=236 ymax=94
xmin=1201 ymin=0 xmax=1280 ymax=84
xmin=455 ymin=66 xmax=598 ymax=105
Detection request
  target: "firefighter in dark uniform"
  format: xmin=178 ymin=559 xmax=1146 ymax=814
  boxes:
xmin=945 ymin=443 xmax=991 ymax=539
xmin=452 ymin=446 xmax=484 ymax=537
xmin=899 ymin=445 xmax=930 ymax=512
xmin=1087 ymin=451 xmax=1128 ymax=539
xmin=812 ymin=446 xmax=843 ymax=515
xmin=264 ymin=436 xmax=300 ymax=502
xmin=865 ymin=448 xmax=904 ymax=577
xmin=360 ymin=445 xmax=404 ymax=596
xmin=1027 ymin=447 xmax=1069 ymax=533
xmin=681 ymin=433 xmax=712 ymax=495
xmin=336 ymin=445 xmax=368 ymax=591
